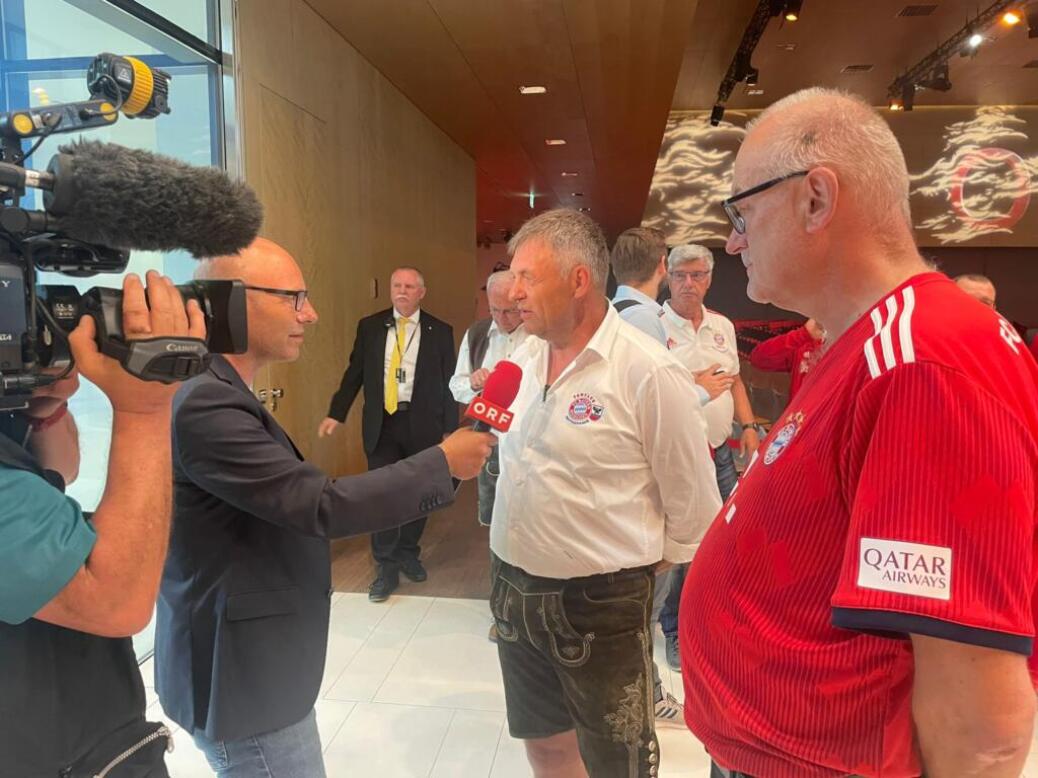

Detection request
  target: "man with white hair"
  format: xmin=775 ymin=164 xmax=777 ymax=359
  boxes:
xmin=657 ymin=243 xmax=756 ymax=672
xmin=491 ymin=208 xmax=721 ymax=777
xmin=450 ymin=270 xmax=528 ymax=530
xmin=681 ymin=88 xmax=1038 ymax=778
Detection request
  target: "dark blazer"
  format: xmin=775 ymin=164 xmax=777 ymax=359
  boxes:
xmin=155 ymin=356 xmax=454 ymax=742
xmin=327 ymin=308 xmax=459 ymax=454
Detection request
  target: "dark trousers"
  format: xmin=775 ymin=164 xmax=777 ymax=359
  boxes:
xmin=660 ymin=443 xmax=739 ymax=638
xmin=367 ymin=409 xmax=431 ymax=570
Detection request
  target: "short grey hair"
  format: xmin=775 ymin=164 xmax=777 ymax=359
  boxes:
xmin=392 ymin=266 xmax=426 ymax=287
xmin=954 ymin=273 xmax=994 ymax=287
xmin=507 ymin=208 xmax=609 ymax=291
xmin=667 ymin=243 xmax=714 ymax=273
xmin=746 ymin=87 xmax=912 ymax=232
xmin=485 ymin=270 xmax=513 ymax=294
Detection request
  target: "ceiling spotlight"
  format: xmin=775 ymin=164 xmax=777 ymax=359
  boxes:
xmin=1002 ymin=10 xmax=1022 ymax=25
xmin=746 ymin=88 xmax=765 ymax=95
xmin=783 ymin=0 xmax=803 ymax=21
xmin=577 ymin=207 xmax=591 ymax=212
xmin=709 ymin=104 xmax=725 ymax=126
xmin=745 ymin=66 xmax=760 ymax=86
xmin=889 ymin=100 xmax=903 ymax=111
xmin=968 ymin=32 xmax=984 ymax=47
xmin=572 ymin=192 xmax=584 ymax=197
xmin=544 ymin=138 xmax=566 ymax=146
xmin=519 ymin=85 xmax=547 ymax=95
xmin=561 ymin=171 xmax=579 ymax=177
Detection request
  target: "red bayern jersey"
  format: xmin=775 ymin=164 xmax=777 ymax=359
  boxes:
xmin=681 ymin=273 xmax=1038 ymax=777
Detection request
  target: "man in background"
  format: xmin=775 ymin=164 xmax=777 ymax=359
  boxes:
xmin=749 ymin=318 xmax=825 ymax=402
xmin=954 ymin=273 xmax=997 ymax=309
xmin=159 ymin=239 xmax=493 ymax=776
xmin=320 ymin=267 xmax=459 ymax=601
xmin=450 ymin=270 xmax=528 ymax=529
xmin=658 ymin=244 xmax=759 ymax=672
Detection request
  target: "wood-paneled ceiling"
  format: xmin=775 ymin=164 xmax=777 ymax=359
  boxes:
xmin=303 ymin=0 xmax=701 ymax=242
xmin=673 ymin=0 xmax=1038 ymax=112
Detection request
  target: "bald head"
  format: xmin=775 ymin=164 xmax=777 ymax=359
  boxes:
xmin=954 ymin=273 xmax=997 ymax=308
xmin=741 ymin=88 xmax=912 ymax=234
xmin=195 ymin=237 xmax=300 ymax=286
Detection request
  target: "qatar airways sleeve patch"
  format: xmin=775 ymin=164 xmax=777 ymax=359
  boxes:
xmin=857 ymin=538 xmax=952 ymax=601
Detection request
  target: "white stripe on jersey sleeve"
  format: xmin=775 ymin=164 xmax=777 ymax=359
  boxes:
xmin=878 ymin=295 xmax=899 ymax=371
xmin=899 ymin=286 xmax=917 ymax=364
xmin=864 ymin=308 xmax=883 ymax=379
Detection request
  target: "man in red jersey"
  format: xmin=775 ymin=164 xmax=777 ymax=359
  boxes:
xmin=681 ymin=87 xmax=1038 ymax=778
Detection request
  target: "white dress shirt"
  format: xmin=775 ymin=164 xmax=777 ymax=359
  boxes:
xmin=490 ymin=305 xmax=722 ymax=578
xmin=384 ymin=308 xmax=422 ymax=404
xmin=449 ymin=321 xmax=531 ymax=404
xmin=660 ymin=301 xmax=740 ymax=448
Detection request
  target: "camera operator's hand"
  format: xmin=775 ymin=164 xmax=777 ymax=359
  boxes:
xmin=68 ymin=271 xmax=205 ymax=413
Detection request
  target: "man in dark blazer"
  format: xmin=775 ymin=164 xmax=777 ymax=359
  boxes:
xmin=156 ymin=239 xmax=494 ymax=776
xmin=319 ymin=267 xmax=459 ymax=601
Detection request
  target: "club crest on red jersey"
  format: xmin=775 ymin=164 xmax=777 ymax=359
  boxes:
xmin=764 ymin=411 xmax=804 ymax=465
xmin=566 ymin=393 xmax=605 ymax=425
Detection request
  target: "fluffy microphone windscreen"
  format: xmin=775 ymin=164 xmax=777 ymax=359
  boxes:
xmin=47 ymin=140 xmax=263 ymax=258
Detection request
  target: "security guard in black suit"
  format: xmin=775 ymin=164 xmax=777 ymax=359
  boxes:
xmin=320 ymin=267 xmax=460 ymax=601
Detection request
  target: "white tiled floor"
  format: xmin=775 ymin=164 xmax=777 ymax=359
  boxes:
xmin=143 ymin=593 xmax=1038 ymax=778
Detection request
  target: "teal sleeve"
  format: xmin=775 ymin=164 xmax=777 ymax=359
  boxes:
xmin=0 ymin=466 xmax=96 ymax=624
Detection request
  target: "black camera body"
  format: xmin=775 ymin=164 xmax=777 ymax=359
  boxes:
xmin=0 ymin=53 xmax=250 ymax=411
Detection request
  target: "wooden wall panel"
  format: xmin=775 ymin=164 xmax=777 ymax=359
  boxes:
xmin=235 ymin=0 xmax=477 ymax=476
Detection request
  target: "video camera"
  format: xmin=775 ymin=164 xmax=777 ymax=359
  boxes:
xmin=0 ymin=53 xmax=251 ymax=411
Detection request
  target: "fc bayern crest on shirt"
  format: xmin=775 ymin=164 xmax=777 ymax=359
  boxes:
xmin=566 ymin=393 xmax=605 ymax=425
xmin=713 ymin=332 xmax=728 ymax=351
xmin=763 ymin=411 xmax=804 ymax=465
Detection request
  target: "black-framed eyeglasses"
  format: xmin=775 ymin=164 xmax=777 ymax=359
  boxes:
xmin=244 ymin=285 xmax=310 ymax=312
xmin=722 ymin=170 xmax=809 ymax=235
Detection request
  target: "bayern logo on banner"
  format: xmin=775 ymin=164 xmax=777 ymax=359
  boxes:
xmin=566 ymin=393 xmax=605 ymax=425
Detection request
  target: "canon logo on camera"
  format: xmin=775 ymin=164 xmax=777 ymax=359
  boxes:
xmin=165 ymin=343 xmax=200 ymax=353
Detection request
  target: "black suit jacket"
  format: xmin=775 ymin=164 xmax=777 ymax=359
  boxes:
xmin=327 ymin=309 xmax=459 ymax=454
xmin=155 ymin=356 xmax=454 ymax=741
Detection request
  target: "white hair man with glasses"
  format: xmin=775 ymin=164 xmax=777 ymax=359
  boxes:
xmin=681 ymin=88 xmax=1038 ymax=778
xmin=656 ymin=243 xmax=756 ymax=675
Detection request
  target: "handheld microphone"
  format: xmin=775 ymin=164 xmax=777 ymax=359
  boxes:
xmin=465 ymin=360 xmax=523 ymax=433
xmin=0 ymin=139 xmax=263 ymax=257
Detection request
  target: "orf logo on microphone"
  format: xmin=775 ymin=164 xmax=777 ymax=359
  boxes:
xmin=465 ymin=397 xmax=515 ymax=432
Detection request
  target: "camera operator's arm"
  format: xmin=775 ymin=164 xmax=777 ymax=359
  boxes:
xmin=24 ymin=372 xmax=82 ymax=485
xmin=33 ymin=272 xmax=205 ymax=637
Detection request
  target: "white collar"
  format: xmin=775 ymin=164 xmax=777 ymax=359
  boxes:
xmin=394 ymin=307 xmax=421 ymax=324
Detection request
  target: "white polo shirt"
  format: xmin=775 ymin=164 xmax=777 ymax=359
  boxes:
xmin=490 ymin=305 xmax=722 ymax=579
xmin=660 ymin=302 xmax=740 ymax=449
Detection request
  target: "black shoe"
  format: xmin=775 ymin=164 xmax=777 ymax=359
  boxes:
xmin=665 ymin=634 xmax=681 ymax=672
xmin=368 ymin=568 xmax=399 ymax=602
xmin=400 ymin=558 xmax=427 ymax=583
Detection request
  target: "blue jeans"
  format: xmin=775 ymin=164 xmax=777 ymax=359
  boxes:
xmin=191 ymin=709 xmax=326 ymax=777
xmin=660 ymin=444 xmax=739 ymax=638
